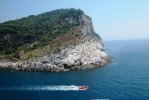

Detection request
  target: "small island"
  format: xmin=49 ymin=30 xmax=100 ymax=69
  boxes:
xmin=0 ymin=9 xmax=111 ymax=72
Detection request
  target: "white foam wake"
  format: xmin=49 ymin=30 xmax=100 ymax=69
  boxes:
xmin=0 ymin=85 xmax=80 ymax=91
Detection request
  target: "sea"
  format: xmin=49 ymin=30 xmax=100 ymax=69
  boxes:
xmin=0 ymin=39 xmax=149 ymax=100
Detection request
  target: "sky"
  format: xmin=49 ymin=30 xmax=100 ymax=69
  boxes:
xmin=0 ymin=0 xmax=149 ymax=41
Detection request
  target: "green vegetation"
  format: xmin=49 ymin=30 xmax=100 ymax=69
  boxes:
xmin=0 ymin=8 xmax=84 ymax=60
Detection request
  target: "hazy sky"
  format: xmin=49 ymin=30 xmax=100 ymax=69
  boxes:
xmin=0 ymin=0 xmax=149 ymax=40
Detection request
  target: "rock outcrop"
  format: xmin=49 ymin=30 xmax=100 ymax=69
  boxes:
xmin=0 ymin=9 xmax=111 ymax=72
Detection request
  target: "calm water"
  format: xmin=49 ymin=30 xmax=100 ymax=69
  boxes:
xmin=0 ymin=39 xmax=149 ymax=100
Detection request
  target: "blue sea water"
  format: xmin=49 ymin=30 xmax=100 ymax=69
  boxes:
xmin=0 ymin=39 xmax=149 ymax=100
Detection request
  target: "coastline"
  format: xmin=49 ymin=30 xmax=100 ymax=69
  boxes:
xmin=0 ymin=56 xmax=111 ymax=72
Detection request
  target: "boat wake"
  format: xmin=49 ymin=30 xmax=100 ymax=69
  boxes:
xmin=0 ymin=85 xmax=80 ymax=91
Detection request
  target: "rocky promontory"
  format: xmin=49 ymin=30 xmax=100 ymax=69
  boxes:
xmin=0 ymin=9 xmax=111 ymax=72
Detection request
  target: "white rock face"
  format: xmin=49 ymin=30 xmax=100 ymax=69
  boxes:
xmin=61 ymin=41 xmax=105 ymax=65
xmin=32 ymin=39 xmax=111 ymax=71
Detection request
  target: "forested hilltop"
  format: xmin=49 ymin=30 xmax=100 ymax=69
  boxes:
xmin=0 ymin=9 xmax=85 ymax=60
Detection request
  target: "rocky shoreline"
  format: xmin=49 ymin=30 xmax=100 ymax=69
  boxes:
xmin=0 ymin=57 xmax=111 ymax=72
xmin=0 ymin=41 xmax=111 ymax=72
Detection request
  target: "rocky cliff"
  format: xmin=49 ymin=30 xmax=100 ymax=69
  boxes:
xmin=0 ymin=9 xmax=111 ymax=72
